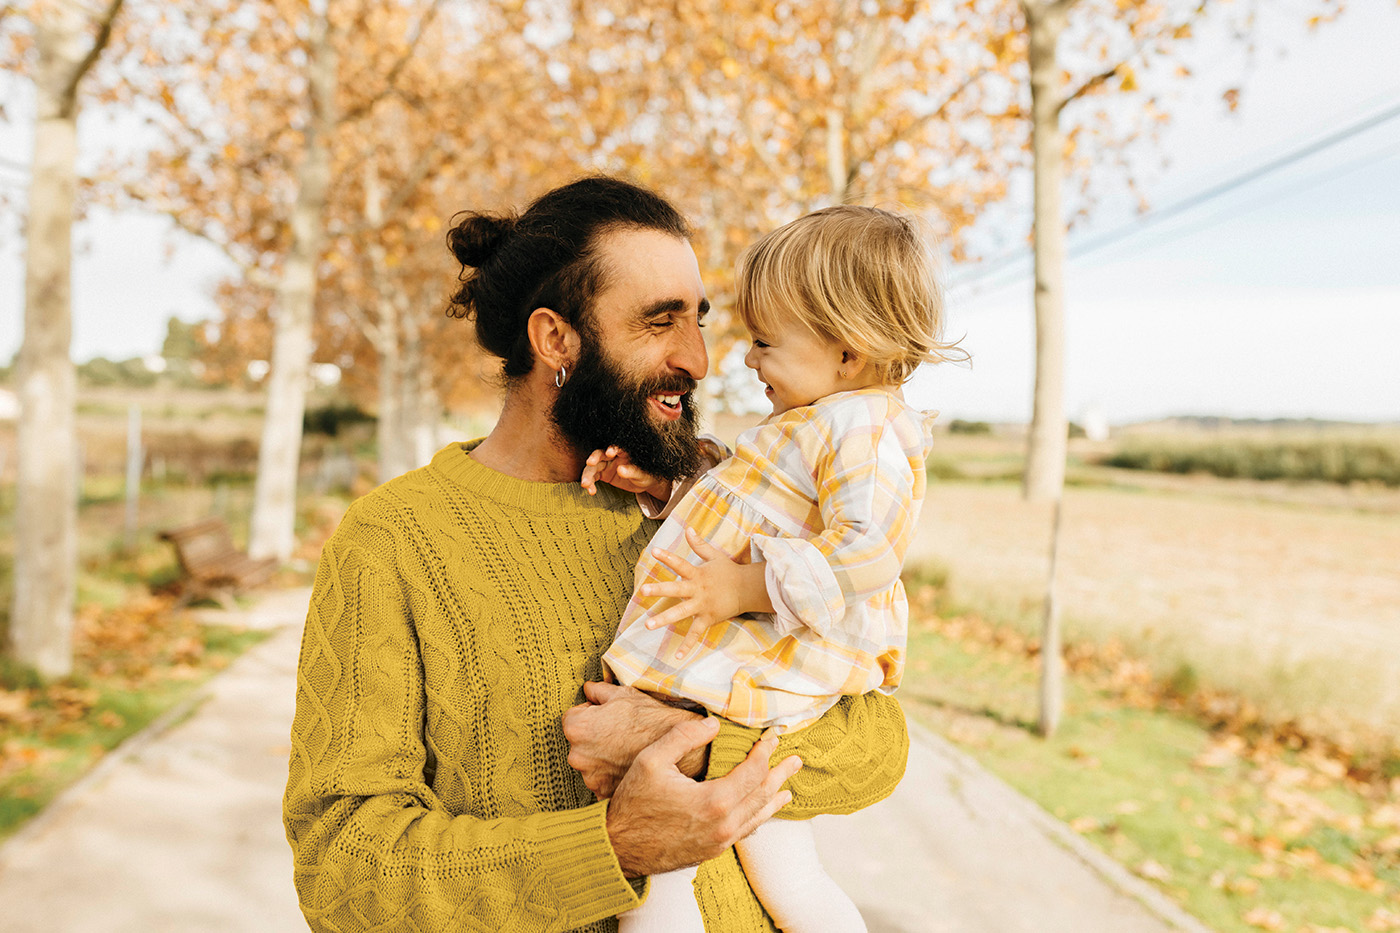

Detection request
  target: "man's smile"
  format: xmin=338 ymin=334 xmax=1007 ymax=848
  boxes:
xmin=649 ymin=393 xmax=684 ymax=420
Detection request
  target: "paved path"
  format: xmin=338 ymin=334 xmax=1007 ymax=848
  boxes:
xmin=0 ymin=589 xmax=1207 ymax=932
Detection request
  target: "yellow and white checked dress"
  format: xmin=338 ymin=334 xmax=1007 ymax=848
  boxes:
xmin=603 ymin=387 xmax=936 ymax=732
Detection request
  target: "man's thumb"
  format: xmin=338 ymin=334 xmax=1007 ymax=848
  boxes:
xmin=645 ymin=716 xmax=719 ymax=766
xmin=582 ymin=680 xmax=623 ymax=705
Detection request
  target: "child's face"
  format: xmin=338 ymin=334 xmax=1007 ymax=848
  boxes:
xmin=743 ymin=316 xmax=847 ymax=415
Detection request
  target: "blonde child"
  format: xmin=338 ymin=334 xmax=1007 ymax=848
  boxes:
xmin=581 ymin=205 xmax=961 ymax=933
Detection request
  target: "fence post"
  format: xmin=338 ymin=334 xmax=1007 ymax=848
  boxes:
xmin=124 ymin=403 xmax=142 ymax=552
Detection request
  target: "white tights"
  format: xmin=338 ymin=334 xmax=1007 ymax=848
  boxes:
xmin=617 ymin=819 xmax=866 ymax=933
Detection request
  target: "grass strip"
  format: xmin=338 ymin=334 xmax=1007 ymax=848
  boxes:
xmin=0 ymin=602 xmax=269 ymax=843
xmin=900 ymin=572 xmax=1400 ymax=933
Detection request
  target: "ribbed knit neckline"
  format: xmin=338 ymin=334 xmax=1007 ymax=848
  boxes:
xmin=429 ymin=440 xmax=630 ymax=515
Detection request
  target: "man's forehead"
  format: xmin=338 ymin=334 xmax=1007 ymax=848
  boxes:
xmin=593 ymin=228 xmax=707 ymax=318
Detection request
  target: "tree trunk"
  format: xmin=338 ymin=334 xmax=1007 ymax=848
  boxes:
xmin=1038 ymin=496 xmax=1065 ymax=736
xmin=1021 ymin=2 xmax=1069 ymax=503
xmin=400 ymin=317 xmax=435 ymax=468
xmin=248 ymin=10 xmax=337 ymax=561
xmin=375 ymin=311 xmax=409 ymax=482
xmin=10 ymin=0 xmax=118 ymax=677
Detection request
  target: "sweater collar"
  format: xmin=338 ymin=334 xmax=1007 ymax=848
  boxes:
xmin=429 ymin=440 xmax=631 ymax=514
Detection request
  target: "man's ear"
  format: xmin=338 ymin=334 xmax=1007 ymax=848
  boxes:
xmin=526 ymin=308 xmax=581 ymax=373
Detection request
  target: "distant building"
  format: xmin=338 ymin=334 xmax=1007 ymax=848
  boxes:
xmin=1080 ymin=405 xmax=1110 ymax=442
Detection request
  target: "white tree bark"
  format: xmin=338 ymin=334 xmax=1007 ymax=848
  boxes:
xmin=248 ymin=8 xmax=337 ymax=561
xmin=11 ymin=0 xmax=124 ymax=678
xmin=404 ymin=320 xmax=439 ymax=468
xmin=1021 ymin=0 xmax=1071 ymax=503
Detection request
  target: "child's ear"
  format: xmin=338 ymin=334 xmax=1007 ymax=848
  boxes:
xmin=838 ymin=348 xmax=868 ymax=381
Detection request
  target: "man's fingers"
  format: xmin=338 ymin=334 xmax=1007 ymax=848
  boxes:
xmin=638 ymin=716 xmax=720 ymax=768
xmin=582 ymin=680 xmax=626 ymax=705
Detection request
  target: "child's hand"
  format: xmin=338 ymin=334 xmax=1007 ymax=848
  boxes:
xmin=640 ymin=527 xmax=772 ymax=660
xmin=581 ymin=446 xmax=672 ymax=500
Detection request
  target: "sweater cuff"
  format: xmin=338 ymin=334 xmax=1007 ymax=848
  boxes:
xmin=535 ymin=799 xmax=644 ymax=923
xmin=705 ymin=717 xmax=765 ymax=781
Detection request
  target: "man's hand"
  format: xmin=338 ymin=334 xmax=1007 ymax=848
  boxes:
xmin=580 ymin=446 xmax=672 ymax=501
xmin=605 ymin=717 xmax=801 ymax=877
xmin=641 ymin=527 xmax=774 ymax=660
xmin=563 ymin=682 xmax=706 ymax=799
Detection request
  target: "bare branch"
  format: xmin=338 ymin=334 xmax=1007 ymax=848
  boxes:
xmin=332 ymin=139 xmax=452 ymax=239
xmin=133 ymin=191 xmax=277 ymax=290
xmin=844 ymin=68 xmax=989 ymax=185
xmin=1059 ymin=3 xmax=1211 ymax=113
xmin=58 ymin=0 xmax=125 ymax=109
xmin=339 ymin=0 xmax=445 ymax=124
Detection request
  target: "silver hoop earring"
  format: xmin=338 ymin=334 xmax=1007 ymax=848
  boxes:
xmin=555 ymin=365 xmax=567 ymax=388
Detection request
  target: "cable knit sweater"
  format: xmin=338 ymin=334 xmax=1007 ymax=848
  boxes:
xmin=283 ymin=442 xmax=909 ymax=932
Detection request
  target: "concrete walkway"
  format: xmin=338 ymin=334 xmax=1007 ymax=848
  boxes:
xmin=0 ymin=589 xmax=1208 ymax=932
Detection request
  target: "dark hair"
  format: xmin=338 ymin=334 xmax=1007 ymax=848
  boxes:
xmin=445 ymin=175 xmax=692 ymax=380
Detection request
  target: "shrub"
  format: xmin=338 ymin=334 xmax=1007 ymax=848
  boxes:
xmin=948 ymin=419 xmax=992 ymax=435
xmin=1103 ymin=439 xmax=1400 ymax=486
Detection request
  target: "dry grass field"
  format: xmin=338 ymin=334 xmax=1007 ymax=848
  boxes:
xmin=908 ymin=430 xmax=1400 ymax=739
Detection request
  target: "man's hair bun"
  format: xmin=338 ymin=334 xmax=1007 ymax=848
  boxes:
xmin=447 ymin=213 xmax=515 ymax=268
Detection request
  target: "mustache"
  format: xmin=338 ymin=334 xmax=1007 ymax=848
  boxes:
xmin=635 ymin=374 xmax=698 ymax=397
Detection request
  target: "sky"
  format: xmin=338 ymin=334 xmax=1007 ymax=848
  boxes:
xmin=2 ymin=3 xmax=1398 ymax=426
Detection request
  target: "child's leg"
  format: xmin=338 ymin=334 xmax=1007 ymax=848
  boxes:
xmin=736 ymin=818 xmax=867 ymax=933
xmin=617 ymin=865 xmax=706 ymax=933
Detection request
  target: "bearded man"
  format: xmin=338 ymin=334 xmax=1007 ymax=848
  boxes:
xmin=283 ymin=176 xmax=909 ymax=932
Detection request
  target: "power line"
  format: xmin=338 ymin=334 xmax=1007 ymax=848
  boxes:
xmin=948 ymin=98 xmax=1400 ymax=294
xmin=959 ymin=139 xmax=1400 ymax=301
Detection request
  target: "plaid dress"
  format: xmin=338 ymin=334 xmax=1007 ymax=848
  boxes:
xmin=603 ymin=387 xmax=936 ymax=731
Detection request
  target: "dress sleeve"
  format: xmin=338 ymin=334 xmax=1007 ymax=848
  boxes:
xmin=635 ymin=435 xmax=732 ymax=520
xmin=704 ymin=693 xmax=909 ymax=819
xmin=750 ymin=409 xmax=918 ymax=638
xmin=283 ymin=519 xmax=642 ymax=931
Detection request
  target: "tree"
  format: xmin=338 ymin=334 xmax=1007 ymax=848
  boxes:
xmin=1007 ymin=0 xmax=1348 ymax=732
xmin=113 ymin=0 xmax=451 ymax=558
xmin=7 ymin=0 xmax=125 ymax=677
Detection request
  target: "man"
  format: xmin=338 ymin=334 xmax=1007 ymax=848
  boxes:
xmin=283 ymin=176 xmax=908 ymax=931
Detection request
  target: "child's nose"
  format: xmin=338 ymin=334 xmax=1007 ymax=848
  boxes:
xmin=743 ymin=345 xmax=759 ymax=370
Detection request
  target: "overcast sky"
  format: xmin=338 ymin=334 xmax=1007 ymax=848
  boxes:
xmin=2 ymin=3 xmax=1398 ymax=425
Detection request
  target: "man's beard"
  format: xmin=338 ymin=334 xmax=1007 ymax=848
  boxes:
xmin=551 ymin=341 xmax=702 ymax=483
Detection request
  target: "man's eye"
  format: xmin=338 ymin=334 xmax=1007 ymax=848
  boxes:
xmin=650 ymin=319 xmax=672 ymax=329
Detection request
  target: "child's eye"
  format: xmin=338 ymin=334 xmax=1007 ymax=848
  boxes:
xmin=752 ymin=339 xmax=769 ymax=349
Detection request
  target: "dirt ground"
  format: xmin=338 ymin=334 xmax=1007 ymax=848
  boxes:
xmin=908 ymin=476 xmax=1400 ymax=735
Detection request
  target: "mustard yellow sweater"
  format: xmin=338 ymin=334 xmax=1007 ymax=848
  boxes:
xmin=283 ymin=442 xmax=909 ymax=932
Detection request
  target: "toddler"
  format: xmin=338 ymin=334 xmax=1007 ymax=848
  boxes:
xmin=583 ymin=205 xmax=961 ymax=933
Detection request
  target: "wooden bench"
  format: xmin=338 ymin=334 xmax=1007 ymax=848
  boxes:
xmin=159 ymin=517 xmax=278 ymax=608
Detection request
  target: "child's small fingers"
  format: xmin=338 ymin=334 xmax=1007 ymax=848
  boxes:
xmin=651 ymin=549 xmax=694 ymax=578
xmin=683 ymin=526 xmax=723 ymax=561
xmin=674 ymin=627 xmax=704 ymax=660
xmin=646 ymin=601 xmax=693 ymax=629
xmin=640 ymin=580 xmax=686 ymax=600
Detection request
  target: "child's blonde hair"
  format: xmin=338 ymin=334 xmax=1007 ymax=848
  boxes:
xmin=734 ymin=205 xmax=964 ymax=384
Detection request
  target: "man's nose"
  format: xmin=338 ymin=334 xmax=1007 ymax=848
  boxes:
xmin=670 ymin=317 xmax=709 ymax=381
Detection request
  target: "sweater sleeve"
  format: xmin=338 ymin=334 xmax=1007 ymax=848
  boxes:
xmin=283 ymin=521 xmax=642 ymax=932
xmin=703 ymin=692 xmax=909 ymax=820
